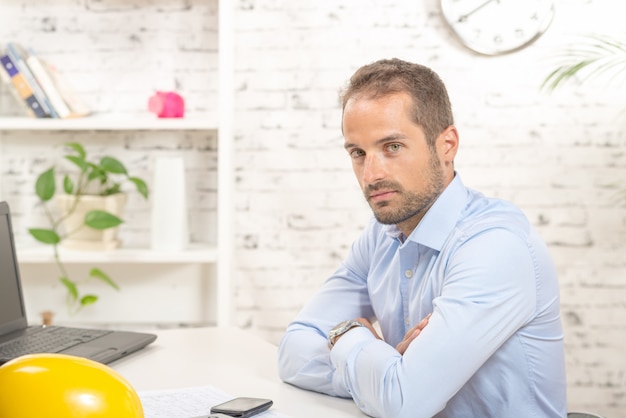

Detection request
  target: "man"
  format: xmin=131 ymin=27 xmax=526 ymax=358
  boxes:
xmin=277 ymin=58 xmax=567 ymax=417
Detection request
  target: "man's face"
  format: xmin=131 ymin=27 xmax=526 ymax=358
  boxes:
xmin=342 ymin=92 xmax=457 ymax=236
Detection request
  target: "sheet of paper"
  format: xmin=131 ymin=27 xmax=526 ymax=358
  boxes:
xmin=138 ymin=385 xmax=291 ymax=418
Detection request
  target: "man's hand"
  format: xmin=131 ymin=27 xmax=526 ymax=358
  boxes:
xmin=396 ymin=313 xmax=431 ymax=355
xmin=329 ymin=314 xmax=430 ymax=353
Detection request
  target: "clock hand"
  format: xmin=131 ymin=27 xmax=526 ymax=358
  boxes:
xmin=457 ymin=0 xmax=499 ymax=23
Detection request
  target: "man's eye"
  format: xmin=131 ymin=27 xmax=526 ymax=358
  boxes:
xmin=350 ymin=149 xmax=365 ymax=158
xmin=387 ymin=143 xmax=401 ymax=152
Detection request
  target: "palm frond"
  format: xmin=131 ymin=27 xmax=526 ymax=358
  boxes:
xmin=542 ymin=34 xmax=626 ymax=91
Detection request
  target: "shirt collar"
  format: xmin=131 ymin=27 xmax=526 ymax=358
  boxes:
xmin=383 ymin=173 xmax=468 ymax=250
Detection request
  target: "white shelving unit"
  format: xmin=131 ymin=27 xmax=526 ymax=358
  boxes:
xmin=17 ymin=245 xmax=218 ymax=264
xmin=216 ymin=0 xmax=235 ymax=329
xmin=0 ymin=114 xmax=218 ymax=131
xmin=1 ymin=0 xmax=234 ymax=328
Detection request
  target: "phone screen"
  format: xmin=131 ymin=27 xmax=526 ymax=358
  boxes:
xmin=210 ymin=397 xmax=273 ymax=417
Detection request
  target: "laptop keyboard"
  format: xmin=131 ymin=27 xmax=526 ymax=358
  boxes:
xmin=0 ymin=326 xmax=112 ymax=361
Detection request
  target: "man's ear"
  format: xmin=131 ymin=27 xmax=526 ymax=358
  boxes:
xmin=440 ymin=125 xmax=459 ymax=161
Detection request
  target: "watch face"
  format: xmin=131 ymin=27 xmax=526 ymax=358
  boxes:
xmin=440 ymin=0 xmax=555 ymax=55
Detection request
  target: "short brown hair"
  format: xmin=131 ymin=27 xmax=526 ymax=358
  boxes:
xmin=340 ymin=58 xmax=454 ymax=147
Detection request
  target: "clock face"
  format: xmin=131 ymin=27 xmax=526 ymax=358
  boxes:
xmin=440 ymin=0 xmax=555 ymax=56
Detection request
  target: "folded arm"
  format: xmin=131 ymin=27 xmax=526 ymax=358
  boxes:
xmin=279 ymin=229 xmax=536 ymax=417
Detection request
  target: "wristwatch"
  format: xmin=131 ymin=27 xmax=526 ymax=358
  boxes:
xmin=328 ymin=320 xmax=364 ymax=346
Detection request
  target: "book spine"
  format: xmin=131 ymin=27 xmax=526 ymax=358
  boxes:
xmin=6 ymin=42 xmax=56 ymax=118
xmin=0 ymin=55 xmax=35 ymax=118
xmin=0 ymin=53 xmax=46 ymax=118
xmin=25 ymin=52 xmax=71 ymax=118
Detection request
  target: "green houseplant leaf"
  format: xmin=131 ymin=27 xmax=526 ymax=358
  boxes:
xmin=60 ymin=277 xmax=79 ymax=301
xmin=90 ymin=268 xmax=120 ymax=291
xmin=63 ymin=175 xmax=75 ymax=194
xmin=35 ymin=168 xmax=56 ymax=202
xmin=84 ymin=210 xmax=124 ymax=230
xmin=542 ymin=34 xmax=626 ymax=91
xmin=100 ymin=156 xmax=128 ymax=175
xmin=65 ymin=142 xmax=86 ymax=159
xmin=28 ymin=228 xmax=61 ymax=245
xmin=65 ymin=155 xmax=89 ymax=172
xmin=80 ymin=295 xmax=98 ymax=307
xmin=129 ymin=177 xmax=149 ymax=199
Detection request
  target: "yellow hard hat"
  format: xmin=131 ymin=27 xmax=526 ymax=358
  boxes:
xmin=0 ymin=353 xmax=144 ymax=417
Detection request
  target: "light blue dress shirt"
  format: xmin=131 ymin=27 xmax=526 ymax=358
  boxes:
xmin=278 ymin=174 xmax=567 ymax=417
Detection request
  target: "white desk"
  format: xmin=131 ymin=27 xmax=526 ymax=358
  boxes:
xmin=112 ymin=327 xmax=367 ymax=418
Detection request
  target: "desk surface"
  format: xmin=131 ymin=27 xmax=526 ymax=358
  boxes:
xmin=113 ymin=327 xmax=366 ymax=418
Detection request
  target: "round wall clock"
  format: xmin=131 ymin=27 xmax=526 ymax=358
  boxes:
xmin=440 ymin=0 xmax=556 ymax=56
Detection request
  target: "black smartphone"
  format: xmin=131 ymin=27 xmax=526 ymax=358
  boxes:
xmin=210 ymin=397 xmax=273 ymax=418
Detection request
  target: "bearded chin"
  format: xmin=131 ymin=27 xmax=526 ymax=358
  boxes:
xmin=366 ymin=158 xmax=445 ymax=226
xmin=369 ymin=197 xmax=427 ymax=225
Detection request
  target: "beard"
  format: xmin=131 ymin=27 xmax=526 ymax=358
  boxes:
xmin=364 ymin=154 xmax=445 ymax=226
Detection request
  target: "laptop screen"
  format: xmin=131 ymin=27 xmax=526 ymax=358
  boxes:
xmin=0 ymin=202 xmax=28 ymax=335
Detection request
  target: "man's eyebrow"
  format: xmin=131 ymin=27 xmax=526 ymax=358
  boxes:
xmin=344 ymin=133 xmax=407 ymax=150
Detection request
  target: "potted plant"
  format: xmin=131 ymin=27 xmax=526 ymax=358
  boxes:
xmin=542 ymin=33 xmax=626 ymax=201
xmin=28 ymin=142 xmax=149 ymax=316
xmin=542 ymin=34 xmax=626 ymax=91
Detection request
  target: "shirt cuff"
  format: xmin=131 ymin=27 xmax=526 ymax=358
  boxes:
xmin=329 ymin=326 xmax=377 ymax=394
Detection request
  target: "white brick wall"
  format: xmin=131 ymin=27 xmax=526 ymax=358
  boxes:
xmin=1 ymin=0 xmax=625 ymax=415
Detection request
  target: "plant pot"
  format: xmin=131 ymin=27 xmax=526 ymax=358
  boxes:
xmin=40 ymin=310 xmax=54 ymax=325
xmin=56 ymin=193 xmax=127 ymax=251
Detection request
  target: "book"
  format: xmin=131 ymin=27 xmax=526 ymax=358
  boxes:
xmin=5 ymin=42 xmax=56 ymax=118
xmin=0 ymin=43 xmax=29 ymax=117
xmin=22 ymin=47 xmax=73 ymax=118
xmin=0 ymin=51 xmax=48 ymax=118
xmin=0 ymin=54 xmax=34 ymax=117
xmin=42 ymin=59 xmax=90 ymax=118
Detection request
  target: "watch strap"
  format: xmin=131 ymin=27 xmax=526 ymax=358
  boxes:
xmin=328 ymin=320 xmax=364 ymax=346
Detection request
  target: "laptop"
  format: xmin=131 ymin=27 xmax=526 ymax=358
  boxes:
xmin=0 ymin=201 xmax=157 ymax=365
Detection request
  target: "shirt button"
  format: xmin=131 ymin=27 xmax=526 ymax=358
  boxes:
xmin=404 ymin=269 xmax=413 ymax=278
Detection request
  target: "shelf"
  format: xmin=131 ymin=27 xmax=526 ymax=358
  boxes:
xmin=0 ymin=113 xmax=217 ymax=131
xmin=17 ymin=244 xmax=218 ymax=264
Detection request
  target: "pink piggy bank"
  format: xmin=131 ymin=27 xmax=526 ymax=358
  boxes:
xmin=148 ymin=91 xmax=185 ymax=118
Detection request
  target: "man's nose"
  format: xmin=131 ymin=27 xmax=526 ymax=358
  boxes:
xmin=362 ymin=154 xmax=386 ymax=184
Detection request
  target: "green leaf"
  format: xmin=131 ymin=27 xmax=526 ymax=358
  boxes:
xmin=87 ymin=165 xmax=107 ymax=183
xmin=63 ymin=175 xmax=74 ymax=194
xmin=35 ymin=168 xmax=56 ymax=201
xmin=90 ymin=268 xmax=120 ymax=290
xmin=28 ymin=228 xmax=61 ymax=244
xmin=60 ymin=278 xmax=78 ymax=301
xmin=84 ymin=210 xmax=123 ymax=230
xmin=65 ymin=142 xmax=86 ymax=159
xmin=103 ymin=184 xmax=122 ymax=195
xmin=100 ymin=156 xmax=128 ymax=175
xmin=128 ymin=177 xmax=149 ymax=199
xmin=80 ymin=295 xmax=98 ymax=306
xmin=65 ymin=155 xmax=89 ymax=172
xmin=542 ymin=34 xmax=626 ymax=91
